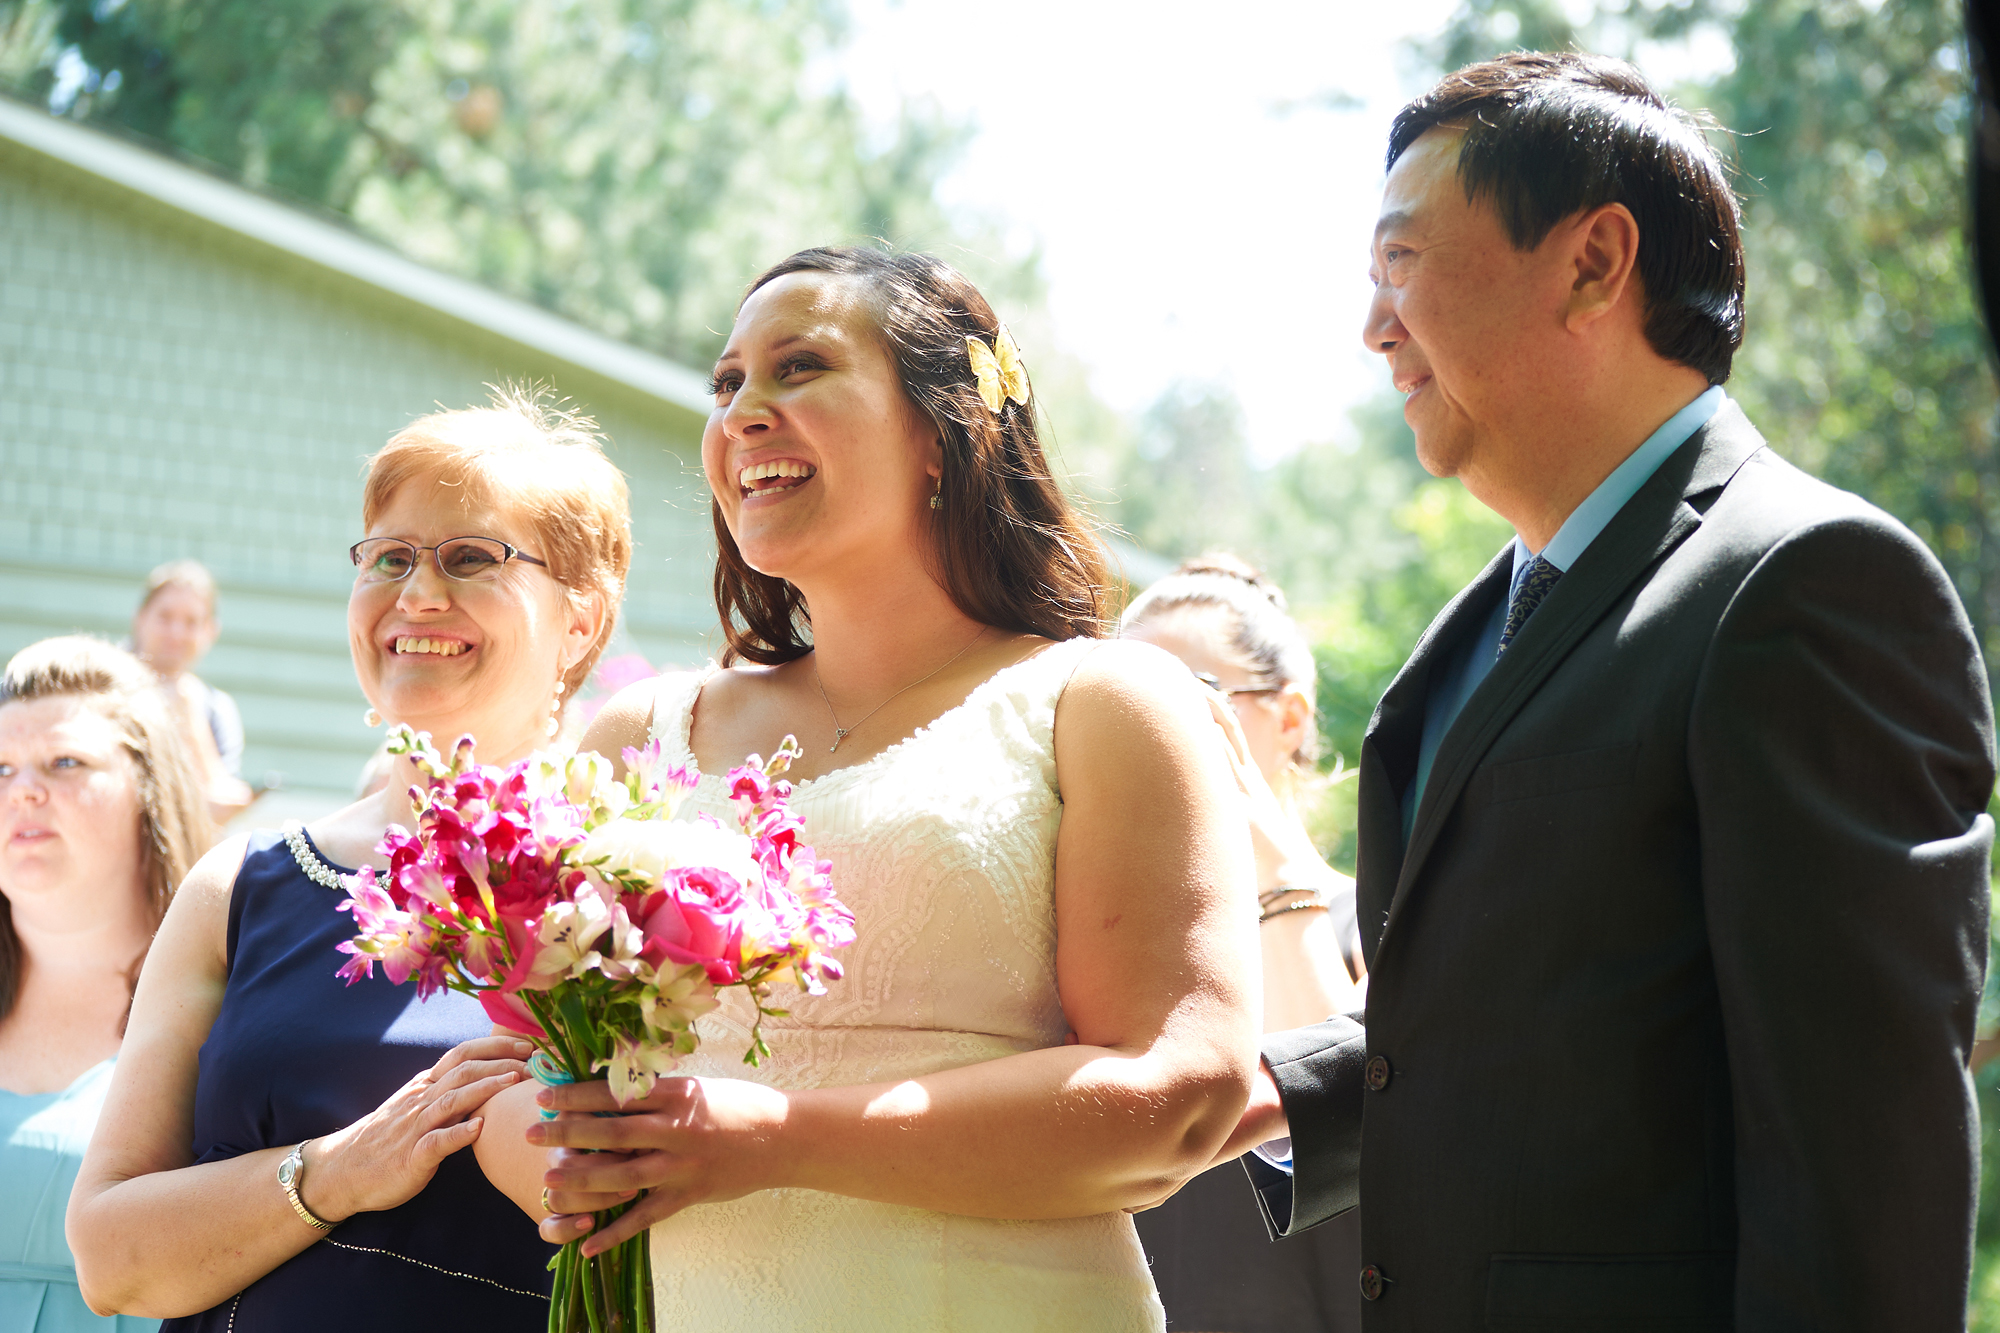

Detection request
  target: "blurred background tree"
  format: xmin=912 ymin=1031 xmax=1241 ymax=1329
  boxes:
xmin=5 ymin=0 xmax=1983 ymax=852
xmin=0 ymin=0 xmax=1037 ymax=365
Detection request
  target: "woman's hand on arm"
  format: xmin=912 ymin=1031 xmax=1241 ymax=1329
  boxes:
xmin=301 ymin=1035 xmax=530 ymax=1218
xmin=1200 ymin=691 xmax=1362 ymax=1027
xmin=66 ymin=835 xmax=531 ymax=1318
xmin=533 ymin=639 xmax=1263 ymax=1252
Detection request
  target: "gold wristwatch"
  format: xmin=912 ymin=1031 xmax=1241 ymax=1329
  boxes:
xmin=277 ymin=1141 xmax=334 ymax=1233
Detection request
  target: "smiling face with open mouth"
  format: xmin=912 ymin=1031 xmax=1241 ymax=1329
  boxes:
xmin=347 ymin=479 xmax=597 ymax=763
xmin=703 ymin=271 xmax=941 ymax=585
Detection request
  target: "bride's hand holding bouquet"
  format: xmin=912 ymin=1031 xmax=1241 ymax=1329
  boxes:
xmin=333 ymin=725 xmax=854 ymax=1332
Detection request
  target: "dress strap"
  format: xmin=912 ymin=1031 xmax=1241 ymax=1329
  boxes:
xmin=646 ymin=664 xmax=721 ymax=764
xmin=1044 ymin=635 xmax=1101 ymax=706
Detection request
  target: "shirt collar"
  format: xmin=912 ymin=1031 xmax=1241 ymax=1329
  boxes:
xmin=1511 ymin=385 xmax=1727 ymax=588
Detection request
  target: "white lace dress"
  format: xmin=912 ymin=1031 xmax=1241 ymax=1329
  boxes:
xmin=643 ymin=638 xmax=1166 ymax=1333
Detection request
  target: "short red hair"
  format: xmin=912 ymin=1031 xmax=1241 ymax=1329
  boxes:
xmin=361 ymin=386 xmax=632 ymax=697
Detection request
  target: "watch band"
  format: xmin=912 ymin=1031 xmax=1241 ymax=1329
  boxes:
xmin=278 ymin=1141 xmax=335 ymax=1232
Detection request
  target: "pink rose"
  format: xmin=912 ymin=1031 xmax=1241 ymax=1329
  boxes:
xmin=636 ymin=868 xmax=748 ymax=983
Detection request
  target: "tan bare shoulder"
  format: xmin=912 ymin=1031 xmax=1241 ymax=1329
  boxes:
xmin=580 ymin=669 xmax=711 ymax=776
xmin=1057 ymin=637 xmax=1213 ymax=738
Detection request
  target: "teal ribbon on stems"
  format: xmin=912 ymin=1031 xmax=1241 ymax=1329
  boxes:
xmin=523 ymin=1028 xmax=652 ymax=1333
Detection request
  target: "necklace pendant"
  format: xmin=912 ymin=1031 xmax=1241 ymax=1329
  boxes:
xmin=830 ymin=727 xmax=850 ymax=753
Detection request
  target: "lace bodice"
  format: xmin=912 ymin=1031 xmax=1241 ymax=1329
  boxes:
xmin=642 ymin=638 xmax=1165 ymax=1332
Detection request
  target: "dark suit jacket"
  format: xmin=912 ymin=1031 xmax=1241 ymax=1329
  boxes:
xmin=1245 ymin=405 xmax=1996 ymax=1330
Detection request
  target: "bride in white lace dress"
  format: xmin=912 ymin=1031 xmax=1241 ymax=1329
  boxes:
xmin=532 ymin=248 xmax=1259 ymax=1332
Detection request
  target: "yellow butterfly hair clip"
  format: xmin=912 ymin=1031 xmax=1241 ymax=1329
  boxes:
xmin=966 ymin=325 xmax=1030 ymax=415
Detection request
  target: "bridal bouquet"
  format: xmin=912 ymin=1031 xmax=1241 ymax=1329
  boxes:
xmin=332 ymin=726 xmax=854 ymax=1333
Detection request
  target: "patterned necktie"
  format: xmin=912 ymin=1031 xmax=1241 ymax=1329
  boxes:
xmin=1497 ymin=556 xmax=1562 ymax=656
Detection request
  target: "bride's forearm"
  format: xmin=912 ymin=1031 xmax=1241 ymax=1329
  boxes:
xmin=541 ymin=1038 xmax=1252 ymax=1223
xmin=780 ymin=1048 xmax=1233 ymax=1217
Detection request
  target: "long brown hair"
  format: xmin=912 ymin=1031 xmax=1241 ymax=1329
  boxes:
xmin=0 ymin=636 xmax=216 ymax=1024
xmin=713 ymin=247 xmax=1112 ymax=664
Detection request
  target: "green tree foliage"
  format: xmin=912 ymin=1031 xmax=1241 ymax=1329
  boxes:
xmin=0 ymin=0 xmax=1033 ymax=366
xmin=1085 ymin=379 xmax=1512 ymax=867
xmin=1103 ymin=382 xmax=1262 ymax=558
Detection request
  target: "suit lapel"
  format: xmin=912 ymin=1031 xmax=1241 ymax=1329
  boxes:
xmin=1374 ymin=405 xmax=1768 ymax=955
xmin=1353 ymin=546 xmax=1513 ymax=958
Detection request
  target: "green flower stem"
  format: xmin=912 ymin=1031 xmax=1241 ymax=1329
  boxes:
xmin=579 ymin=1237 xmax=606 ymax=1333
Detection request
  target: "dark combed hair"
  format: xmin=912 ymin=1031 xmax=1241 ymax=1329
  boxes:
xmin=713 ymin=246 xmax=1113 ymax=664
xmin=1389 ymin=51 xmax=1744 ymax=384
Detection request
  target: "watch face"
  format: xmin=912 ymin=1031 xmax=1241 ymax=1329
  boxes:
xmin=278 ymin=1157 xmax=297 ymax=1188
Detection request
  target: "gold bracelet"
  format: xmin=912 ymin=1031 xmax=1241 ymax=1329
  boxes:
xmin=1259 ymin=898 xmax=1330 ymax=923
xmin=277 ymin=1140 xmax=335 ymax=1233
xmin=1258 ymin=883 xmax=1328 ymax=908
xmin=1258 ymin=883 xmax=1330 ymax=923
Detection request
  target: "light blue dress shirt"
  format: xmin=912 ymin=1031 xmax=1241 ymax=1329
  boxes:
xmin=1256 ymin=387 xmax=1726 ymax=1178
xmin=1399 ymin=386 xmax=1727 ymax=843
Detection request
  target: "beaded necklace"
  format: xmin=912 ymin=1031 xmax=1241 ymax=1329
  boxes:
xmin=281 ymin=820 xmax=363 ymax=894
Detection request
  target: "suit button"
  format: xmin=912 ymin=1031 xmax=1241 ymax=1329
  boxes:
xmin=1359 ymin=1264 xmax=1388 ymax=1300
xmin=1364 ymin=1055 xmax=1392 ymax=1091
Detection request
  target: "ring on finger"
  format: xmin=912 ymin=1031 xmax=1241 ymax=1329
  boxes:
xmin=542 ymin=1186 xmax=554 ymax=1215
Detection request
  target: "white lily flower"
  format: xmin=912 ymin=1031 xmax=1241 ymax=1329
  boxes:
xmin=593 ymin=1032 xmax=682 ymax=1105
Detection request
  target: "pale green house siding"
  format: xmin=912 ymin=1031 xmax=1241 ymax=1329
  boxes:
xmin=0 ymin=112 xmax=721 ymax=814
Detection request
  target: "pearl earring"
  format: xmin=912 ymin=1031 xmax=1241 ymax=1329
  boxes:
xmin=546 ymin=680 xmax=565 ymax=739
xmin=363 ymin=707 xmax=382 ymax=728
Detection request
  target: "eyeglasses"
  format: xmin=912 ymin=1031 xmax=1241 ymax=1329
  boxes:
xmin=349 ymin=536 xmax=549 ymax=584
xmin=1191 ymin=670 xmax=1284 ymax=700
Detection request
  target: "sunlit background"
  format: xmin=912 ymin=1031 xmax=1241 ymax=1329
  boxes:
xmin=3 ymin=0 xmax=1998 ymax=1317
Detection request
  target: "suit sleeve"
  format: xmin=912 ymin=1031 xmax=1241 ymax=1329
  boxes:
xmin=1690 ymin=513 xmax=1995 ymax=1330
xmin=1241 ymin=1010 xmax=1368 ymax=1238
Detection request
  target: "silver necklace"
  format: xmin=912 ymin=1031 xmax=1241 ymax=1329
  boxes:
xmin=810 ymin=628 xmax=987 ymax=753
xmin=283 ymin=820 xmax=364 ymax=894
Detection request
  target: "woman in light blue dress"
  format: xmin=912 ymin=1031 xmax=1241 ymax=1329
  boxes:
xmin=0 ymin=637 xmax=214 ymax=1331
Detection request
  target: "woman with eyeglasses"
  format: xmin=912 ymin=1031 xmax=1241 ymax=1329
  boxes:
xmin=1122 ymin=554 xmax=1365 ymax=1333
xmin=67 ymin=390 xmax=630 ymax=1332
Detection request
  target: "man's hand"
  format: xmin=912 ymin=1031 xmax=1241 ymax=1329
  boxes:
xmin=1204 ymin=1058 xmax=1289 ymax=1171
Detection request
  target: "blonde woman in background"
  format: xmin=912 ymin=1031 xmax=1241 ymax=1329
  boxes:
xmin=128 ymin=562 xmax=252 ymax=823
xmin=0 ymin=636 xmax=214 ymax=1332
xmin=1123 ymin=555 xmax=1365 ymax=1333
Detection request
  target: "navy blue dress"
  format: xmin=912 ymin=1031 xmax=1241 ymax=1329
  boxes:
xmin=160 ymin=832 xmax=554 ymax=1332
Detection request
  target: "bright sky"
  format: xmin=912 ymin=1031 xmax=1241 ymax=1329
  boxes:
xmin=837 ymin=0 xmax=1464 ymax=463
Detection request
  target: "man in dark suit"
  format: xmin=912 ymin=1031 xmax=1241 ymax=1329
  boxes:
xmin=1219 ymin=52 xmax=1997 ymax=1329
